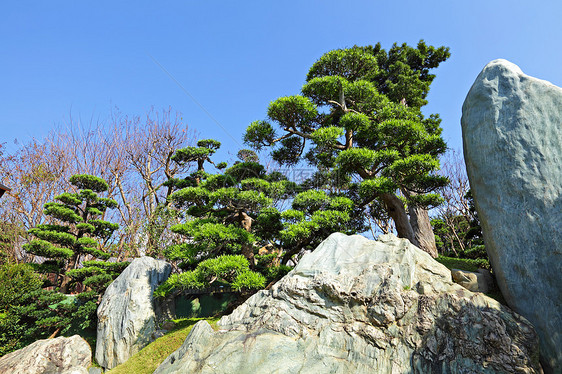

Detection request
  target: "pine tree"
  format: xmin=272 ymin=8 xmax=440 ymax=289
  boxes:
xmin=244 ymin=41 xmax=450 ymax=257
xmin=156 ymin=141 xmax=357 ymax=297
xmin=23 ymin=174 xmax=119 ymax=293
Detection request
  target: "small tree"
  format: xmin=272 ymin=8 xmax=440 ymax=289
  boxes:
xmin=156 ymin=141 xmax=357 ymax=297
xmin=244 ymin=41 xmax=450 ymax=257
xmin=23 ymin=174 xmax=119 ymax=293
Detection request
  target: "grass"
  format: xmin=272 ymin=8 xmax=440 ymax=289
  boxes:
xmin=107 ymin=317 xmax=218 ymax=374
xmin=436 ymin=255 xmax=490 ymax=272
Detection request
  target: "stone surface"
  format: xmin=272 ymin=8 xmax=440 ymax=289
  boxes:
xmin=162 ymin=320 xmax=177 ymax=331
xmin=462 ymin=59 xmax=562 ymax=373
xmin=95 ymin=256 xmax=172 ymax=370
xmin=0 ymin=335 xmax=91 ymax=374
xmin=451 ymin=268 xmax=493 ymax=293
xmin=154 ymin=233 xmax=541 ymax=374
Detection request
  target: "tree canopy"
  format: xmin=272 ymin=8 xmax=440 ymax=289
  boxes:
xmin=24 ymin=174 xmax=120 ymax=292
xmin=156 ymin=141 xmax=359 ymax=297
xmin=244 ymin=41 xmax=450 ymax=257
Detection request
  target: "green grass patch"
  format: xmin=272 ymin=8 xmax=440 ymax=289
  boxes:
xmin=107 ymin=317 xmax=218 ymax=374
xmin=436 ymin=255 xmax=490 ymax=272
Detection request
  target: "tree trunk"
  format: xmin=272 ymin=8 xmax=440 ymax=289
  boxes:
xmin=381 ymin=193 xmax=438 ymax=258
xmin=381 ymin=193 xmax=417 ymax=245
xmin=236 ymin=211 xmax=255 ymax=268
xmin=59 ymin=254 xmax=79 ymax=294
xmin=408 ymin=205 xmax=438 ymax=258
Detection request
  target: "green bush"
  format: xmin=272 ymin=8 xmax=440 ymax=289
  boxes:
xmin=155 ymin=255 xmax=266 ymax=298
xmin=0 ymin=263 xmax=78 ymax=357
xmin=462 ymin=245 xmax=487 ymax=260
xmin=436 ymin=255 xmax=490 ymax=272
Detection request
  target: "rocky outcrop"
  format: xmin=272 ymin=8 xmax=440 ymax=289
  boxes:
xmin=95 ymin=256 xmax=171 ymax=370
xmin=0 ymin=335 xmax=91 ymax=374
xmin=451 ymin=268 xmax=494 ymax=293
xmin=154 ymin=233 xmax=541 ymax=374
xmin=462 ymin=59 xmax=562 ymax=373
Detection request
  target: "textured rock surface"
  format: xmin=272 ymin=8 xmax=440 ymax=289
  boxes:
xmin=95 ymin=256 xmax=171 ymax=370
xmin=154 ymin=233 xmax=541 ymax=374
xmin=0 ymin=335 xmax=91 ymax=374
xmin=451 ymin=268 xmax=493 ymax=293
xmin=462 ymin=59 xmax=562 ymax=373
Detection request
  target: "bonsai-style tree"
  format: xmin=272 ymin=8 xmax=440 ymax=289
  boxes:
xmin=23 ymin=174 xmax=119 ymax=293
xmin=156 ymin=141 xmax=357 ymax=297
xmin=244 ymin=41 xmax=450 ymax=257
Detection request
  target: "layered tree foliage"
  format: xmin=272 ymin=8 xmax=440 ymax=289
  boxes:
xmin=23 ymin=174 xmax=120 ymax=294
xmin=156 ymin=141 xmax=357 ymax=297
xmin=244 ymin=41 xmax=450 ymax=257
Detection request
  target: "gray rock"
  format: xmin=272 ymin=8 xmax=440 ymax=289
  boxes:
xmin=95 ymin=256 xmax=171 ymax=370
xmin=88 ymin=368 xmax=103 ymax=374
xmin=154 ymin=233 xmax=541 ymax=374
xmin=451 ymin=268 xmax=493 ymax=293
xmin=462 ymin=59 xmax=562 ymax=373
xmin=152 ymin=329 xmax=167 ymax=340
xmin=161 ymin=320 xmax=176 ymax=331
xmin=0 ymin=335 xmax=91 ymax=374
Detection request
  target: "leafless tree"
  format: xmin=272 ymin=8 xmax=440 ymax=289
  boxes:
xmin=0 ymin=107 xmax=197 ymax=261
xmin=434 ymin=149 xmax=474 ymax=253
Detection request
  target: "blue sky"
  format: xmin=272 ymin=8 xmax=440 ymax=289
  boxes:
xmin=1 ymin=1 xmax=561 ymax=163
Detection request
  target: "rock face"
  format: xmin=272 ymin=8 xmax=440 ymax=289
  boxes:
xmin=451 ymin=268 xmax=494 ymax=293
xmin=0 ymin=335 xmax=91 ymax=374
xmin=462 ymin=59 xmax=562 ymax=373
xmin=95 ymin=256 xmax=172 ymax=370
xmin=154 ymin=233 xmax=541 ymax=374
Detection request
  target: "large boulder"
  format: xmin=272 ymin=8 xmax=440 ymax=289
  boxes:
xmin=462 ymin=59 xmax=562 ymax=373
xmin=154 ymin=233 xmax=541 ymax=374
xmin=95 ymin=256 xmax=171 ymax=370
xmin=0 ymin=335 xmax=91 ymax=374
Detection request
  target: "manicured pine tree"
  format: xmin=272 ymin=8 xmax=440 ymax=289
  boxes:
xmin=156 ymin=141 xmax=357 ymax=297
xmin=24 ymin=174 xmax=120 ymax=294
xmin=244 ymin=41 xmax=450 ymax=257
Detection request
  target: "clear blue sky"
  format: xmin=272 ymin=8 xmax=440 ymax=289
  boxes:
xmin=2 ymin=1 xmax=561 ymax=163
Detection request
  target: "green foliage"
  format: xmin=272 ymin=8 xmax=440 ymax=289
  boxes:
xmin=231 ymin=271 xmax=266 ymax=291
xmin=360 ymin=41 xmax=450 ymax=108
xmin=23 ymin=239 xmax=74 ymax=259
xmin=69 ymin=174 xmax=109 ymax=193
xmin=0 ymin=262 xmax=78 ymax=357
xmin=198 ymin=255 xmax=251 ymax=278
xmin=436 ymin=255 xmax=490 ymax=272
xmin=163 ymin=138 xmax=357 ymax=297
xmin=19 ymin=174 xmax=127 ymax=338
xmin=255 ymin=257 xmax=292 ymax=284
xmin=0 ymin=263 xmax=44 ymax=310
xmin=155 ymin=255 xmax=265 ymax=297
xmin=43 ymin=202 xmax=83 ymax=223
xmin=243 ymin=121 xmax=276 ymax=150
xmin=311 ymin=126 xmax=344 ymax=146
xmin=244 ymin=42 xmax=451 ymax=247
xmin=306 ymin=48 xmax=379 ymax=82
xmin=25 ymin=174 xmax=120 ymax=289
xmin=88 ymin=219 xmax=119 ymax=239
